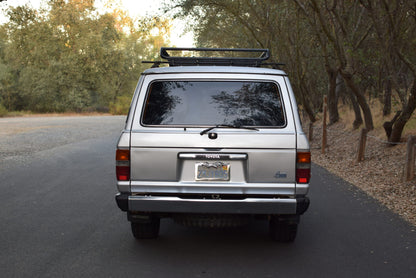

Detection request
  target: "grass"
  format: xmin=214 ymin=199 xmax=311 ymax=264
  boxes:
xmin=335 ymin=99 xmax=416 ymax=140
xmin=0 ymin=103 xmax=8 ymax=117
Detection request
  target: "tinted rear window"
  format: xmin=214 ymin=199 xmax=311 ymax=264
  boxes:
xmin=142 ymin=81 xmax=285 ymax=127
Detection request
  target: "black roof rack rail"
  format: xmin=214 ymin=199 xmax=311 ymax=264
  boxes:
xmin=141 ymin=60 xmax=169 ymax=68
xmin=159 ymin=47 xmax=270 ymax=67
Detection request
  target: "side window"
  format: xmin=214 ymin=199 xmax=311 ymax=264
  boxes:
xmin=142 ymin=81 xmax=285 ymax=127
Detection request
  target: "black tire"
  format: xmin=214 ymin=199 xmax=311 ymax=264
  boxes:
xmin=131 ymin=218 xmax=160 ymax=239
xmin=269 ymin=217 xmax=298 ymax=242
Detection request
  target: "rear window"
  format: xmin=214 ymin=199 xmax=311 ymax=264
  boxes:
xmin=142 ymin=81 xmax=285 ymax=127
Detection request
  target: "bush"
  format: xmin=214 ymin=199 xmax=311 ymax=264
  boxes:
xmin=109 ymin=95 xmax=131 ymax=115
xmin=0 ymin=102 xmax=8 ymax=117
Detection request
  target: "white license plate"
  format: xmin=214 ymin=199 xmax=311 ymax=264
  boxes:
xmin=195 ymin=162 xmax=230 ymax=181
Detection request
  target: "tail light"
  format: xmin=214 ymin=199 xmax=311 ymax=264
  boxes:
xmin=116 ymin=149 xmax=130 ymax=181
xmin=296 ymin=151 xmax=311 ymax=183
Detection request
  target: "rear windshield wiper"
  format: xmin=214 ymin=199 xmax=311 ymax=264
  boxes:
xmin=200 ymin=124 xmax=259 ymax=135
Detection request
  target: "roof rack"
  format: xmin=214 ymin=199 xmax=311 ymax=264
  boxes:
xmin=159 ymin=47 xmax=270 ymax=67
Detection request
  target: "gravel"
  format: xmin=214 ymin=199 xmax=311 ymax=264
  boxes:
xmin=0 ymin=115 xmax=126 ymax=169
xmin=309 ymin=121 xmax=416 ymax=226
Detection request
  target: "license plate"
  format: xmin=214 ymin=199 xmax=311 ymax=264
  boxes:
xmin=196 ymin=162 xmax=230 ymax=181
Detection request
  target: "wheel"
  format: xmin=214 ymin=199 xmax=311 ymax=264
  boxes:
xmin=269 ymin=216 xmax=298 ymax=242
xmin=131 ymin=218 xmax=160 ymax=239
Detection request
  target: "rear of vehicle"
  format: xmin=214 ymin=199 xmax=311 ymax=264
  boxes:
xmin=115 ymin=48 xmax=310 ymax=242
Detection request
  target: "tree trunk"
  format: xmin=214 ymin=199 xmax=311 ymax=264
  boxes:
xmin=383 ymin=110 xmax=401 ymax=140
xmin=327 ymin=68 xmax=339 ymax=125
xmin=389 ymin=79 xmax=416 ymax=143
xmin=336 ymin=73 xmax=348 ymax=105
xmin=348 ymin=89 xmax=363 ymax=130
xmin=299 ymin=87 xmax=316 ymax=123
xmin=303 ymin=99 xmax=316 ymax=123
xmin=341 ymin=70 xmax=374 ymax=130
xmin=383 ymin=79 xmax=392 ymax=116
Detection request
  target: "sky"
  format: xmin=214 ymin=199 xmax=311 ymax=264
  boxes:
xmin=0 ymin=0 xmax=194 ymax=46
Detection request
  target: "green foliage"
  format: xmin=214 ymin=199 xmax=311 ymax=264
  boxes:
xmin=0 ymin=102 xmax=7 ymax=117
xmin=0 ymin=0 xmax=169 ymax=114
xmin=171 ymin=0 xmax=415 ymax=132
xmin=170 ymin=0 xmax=326 ymax=119
xmin=109 ymin=94 xmax=131 ymax=115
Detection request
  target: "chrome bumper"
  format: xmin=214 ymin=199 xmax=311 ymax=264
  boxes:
xmin=116 ymin=193 xmax=309 ymax=215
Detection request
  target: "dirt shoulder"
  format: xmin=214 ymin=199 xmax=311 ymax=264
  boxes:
xmin=309 ymin=121 xmax=416 ymax=226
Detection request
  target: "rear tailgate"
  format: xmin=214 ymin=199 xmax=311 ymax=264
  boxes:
xmin=130 ymin=130 xmax=296 ymax=196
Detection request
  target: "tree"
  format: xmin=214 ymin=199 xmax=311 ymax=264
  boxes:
xmin=360 ymin=0 xmax=416 ymax=143
xmin=0 ymin=0 xmax=171 ymax=113
xmin=171 ymin=0 xmax=415 ymax=139
xmin=295 ymin=0 xmax=375 ymax=130
xmin=170 ymin=0 xmax=326 ymax=123
xmin=292 ymin=0 xmax=340 ymax=125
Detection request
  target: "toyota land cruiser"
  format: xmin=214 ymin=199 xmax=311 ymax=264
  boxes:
xmin=115 ymin=48 xmax=310 ymax=242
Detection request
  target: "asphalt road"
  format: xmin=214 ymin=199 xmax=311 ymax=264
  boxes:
xmin=0 ymin=116 xmax=415 ymax=278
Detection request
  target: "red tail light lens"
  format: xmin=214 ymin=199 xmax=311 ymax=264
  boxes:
xmin=296 ymin=151 xmax=311 ymax=183
xmin=116 ymin=149 xmax=130 ymax=181
xmin=296 ymin=169 xmax=311 ymax=183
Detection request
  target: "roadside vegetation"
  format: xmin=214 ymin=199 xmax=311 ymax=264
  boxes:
xmin=1 ymin=0 xmax=415 ymax=144
xmin=0 ymin=0 xmax=170 ymax=116
xmin=169 ymin=0 xmax=415 ymax=144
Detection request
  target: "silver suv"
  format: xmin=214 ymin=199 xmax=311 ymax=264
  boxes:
xmin=115 ymin=48 xmax=310 ymax=242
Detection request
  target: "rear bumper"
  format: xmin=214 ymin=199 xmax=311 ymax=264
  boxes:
xmin=115 ymin=193 xmax=309 ymax=215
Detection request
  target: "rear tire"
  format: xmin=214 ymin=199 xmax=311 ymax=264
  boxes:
xmin=131 ymin=218 xmax=160 ymax=239
xmin=269 ymin=216 xmax=298 ymax=242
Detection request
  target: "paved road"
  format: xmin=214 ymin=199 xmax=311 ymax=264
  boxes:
xmin=0 ymin=116 xmax=415 ymax=278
